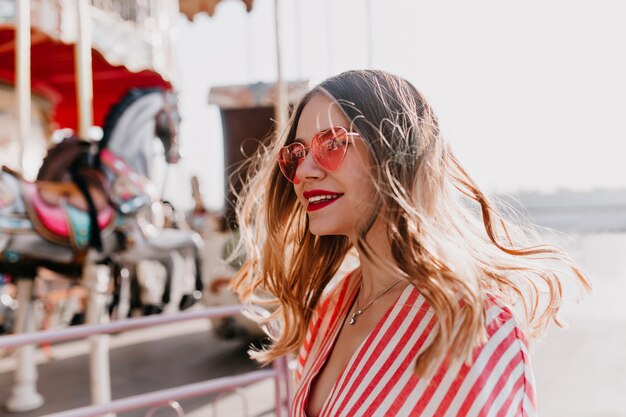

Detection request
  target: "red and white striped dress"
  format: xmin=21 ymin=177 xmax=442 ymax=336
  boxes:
xmin=292 ymin=272 xmax=537 ymax=417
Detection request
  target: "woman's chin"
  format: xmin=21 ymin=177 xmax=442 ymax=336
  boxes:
xmin=308 ymin=226 xmax=329 ymax=236
xmin=308 ymin=223 xmax=346 ymax=237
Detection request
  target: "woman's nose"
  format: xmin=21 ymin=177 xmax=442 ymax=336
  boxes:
xmin=294 ymin=151 xmax=325 ymax=182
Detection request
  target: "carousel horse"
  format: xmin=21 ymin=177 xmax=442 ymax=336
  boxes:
xmin=0 ymin=87 xmax=202 ymax=411
xmin=96 ymin=88 xmax=204 ymax=316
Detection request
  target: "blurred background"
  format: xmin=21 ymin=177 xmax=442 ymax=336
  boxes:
xmin=0 ymin=0 xmax=624 ymax=416
xmin=172 ymin=0 xmax=626 ymax=209
xmin=174 ymin=2 xmax=626 ymax=415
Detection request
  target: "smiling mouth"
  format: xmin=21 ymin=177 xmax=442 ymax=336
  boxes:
xmin=306 ymin=194 xmax=342 ymax=212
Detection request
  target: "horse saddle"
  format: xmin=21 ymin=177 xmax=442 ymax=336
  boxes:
xmin=12 ymin=169 xmax=116 ymax=250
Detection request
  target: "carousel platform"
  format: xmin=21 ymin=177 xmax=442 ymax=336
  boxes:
xmin=0 ymin=317 xmax=277 ymax=417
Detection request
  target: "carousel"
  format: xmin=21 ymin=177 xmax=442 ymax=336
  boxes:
xmin=0 ymin=0 xmax=302 ymax=413
xmin=0 ymin=0 xmax=196 ymax=412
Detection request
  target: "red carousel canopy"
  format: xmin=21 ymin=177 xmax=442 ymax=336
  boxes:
xmin=0 ymin=27 xmax=172 ymax=131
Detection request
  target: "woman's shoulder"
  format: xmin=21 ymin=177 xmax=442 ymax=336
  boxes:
xmin=481 ymin=293 xmax=530 ymax=350
xmin=459 ymin=295 xmax=536 ymax=414
xmin=394 ymin=291 xmax=536 ymax=416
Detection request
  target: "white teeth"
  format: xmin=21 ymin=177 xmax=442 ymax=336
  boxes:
xmin=308 ymin=194 xmax=340 ymax=204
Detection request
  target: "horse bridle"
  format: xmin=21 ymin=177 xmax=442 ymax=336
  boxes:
xmin=155 ymin=92 xmax=181 ymax=164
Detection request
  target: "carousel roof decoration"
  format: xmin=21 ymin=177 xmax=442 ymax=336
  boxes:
xmin=0 ymin=0 xmax=178 ymax=130
xmin=179 ymin=0 xmax=254 ymax=20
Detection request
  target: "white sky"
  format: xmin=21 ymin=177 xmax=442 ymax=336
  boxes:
xmin=164 ymin=0 xmax=626 ymax=210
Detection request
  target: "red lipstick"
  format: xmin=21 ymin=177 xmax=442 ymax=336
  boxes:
xmin=303 ymin=189 xmax=343 ymax=212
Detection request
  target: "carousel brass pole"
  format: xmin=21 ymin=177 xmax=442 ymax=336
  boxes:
xmin=75 ymin=0 xmax=94 ymax=138
xmin=5 ymin=0 xmax=46 ymax=412
xmin=15 ymin=0 xmax=30 ymax=172
xmin=273 ymin=0 xmax=288 ymax=136
xmin=75 ymin=1 xmax=113 ymax=416
xmin=273 ymin=1 xmax=292 ymax=410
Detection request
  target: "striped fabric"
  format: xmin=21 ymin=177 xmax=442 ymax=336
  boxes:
xmin=292 ymin=272 xmax=537 ymax=417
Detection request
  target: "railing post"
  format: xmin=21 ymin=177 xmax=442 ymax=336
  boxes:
xmin=283 ymin=356 xmax=293 ymax=412
xmin=4 ymin=278 xmax=44 ymax=412
xmin=273 ymin=355 xmax=292 ymax=417
xmin=84 ymin=262 xmax=114 ymax=417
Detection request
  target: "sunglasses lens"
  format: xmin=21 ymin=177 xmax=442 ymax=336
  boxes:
xmin=278 ymin=143 xmax=305 ymax=182
xmin=277 ymin=128 xmax=352 ymax=182
xmin=312 ymin=128 xmax=350 ymax=171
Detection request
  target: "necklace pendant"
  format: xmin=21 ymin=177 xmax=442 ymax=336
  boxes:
xmin=349 ymin=310 xmax=362 ymax=325
xmin=349 ymin=278 xmax=402 ymax=327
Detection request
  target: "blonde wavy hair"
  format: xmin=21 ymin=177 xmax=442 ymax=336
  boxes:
xmin=232 ymin=69 xmax=590 ymax=377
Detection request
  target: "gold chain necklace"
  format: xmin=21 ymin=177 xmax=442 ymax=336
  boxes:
xmin=349 ymin=279 xmax=402 ymax=325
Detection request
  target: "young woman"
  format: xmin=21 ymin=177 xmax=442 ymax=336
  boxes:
xmin=232 ymin=70 xmax=590 ymax=417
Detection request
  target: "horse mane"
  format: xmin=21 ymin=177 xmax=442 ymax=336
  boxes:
xmin=99 ymin=87 xmax=164 ymax=151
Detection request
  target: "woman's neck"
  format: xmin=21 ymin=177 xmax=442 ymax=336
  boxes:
xmin=350 ymin=217 xmax=401 ymax=299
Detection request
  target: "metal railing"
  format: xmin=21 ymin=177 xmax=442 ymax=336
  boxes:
xmin=0 ymin=305 xmax=291 ymax=417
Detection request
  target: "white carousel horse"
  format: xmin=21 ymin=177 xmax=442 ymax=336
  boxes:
xmin=0 ymin=87 xmax=202 ymax=411
xmin=98 ymin=89 xmax=204 ymax=317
